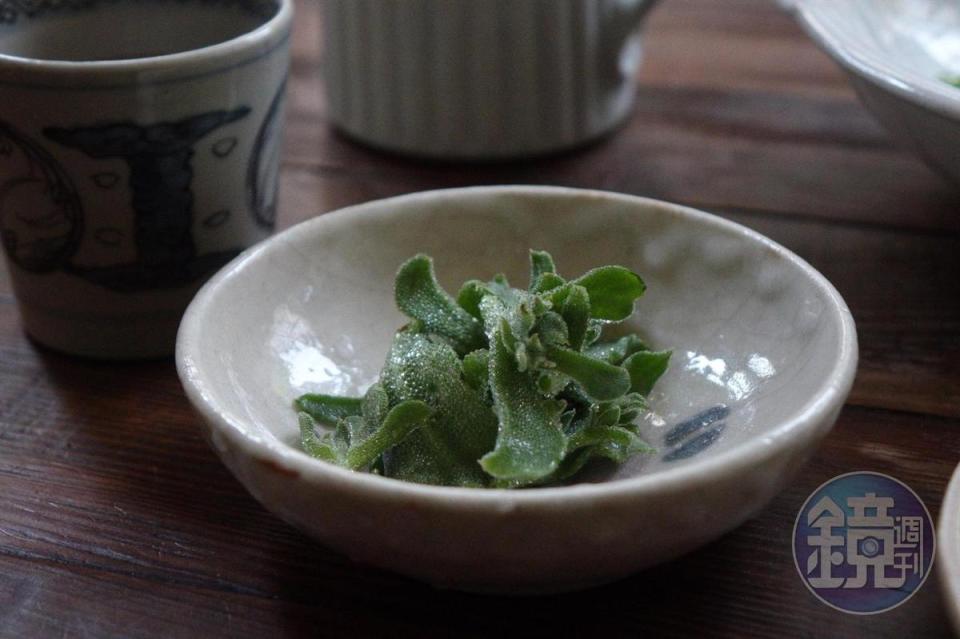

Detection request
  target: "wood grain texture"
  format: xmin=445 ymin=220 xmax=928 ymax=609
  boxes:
xmin=1 ymin=0 xmax=958 ymax=637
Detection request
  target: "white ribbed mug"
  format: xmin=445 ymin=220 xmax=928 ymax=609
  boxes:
xmin=321 ymin=0 xmax=658 ymax=159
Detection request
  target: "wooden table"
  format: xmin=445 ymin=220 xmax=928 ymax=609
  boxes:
xmin=2 ymin=1 xmax=958 ymax=636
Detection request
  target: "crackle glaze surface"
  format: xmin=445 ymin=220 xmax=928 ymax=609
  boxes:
xmin=177 ymin=186 xmax=858 ymax=593
xmin=793 ymin=0 xmax=960 ymax=186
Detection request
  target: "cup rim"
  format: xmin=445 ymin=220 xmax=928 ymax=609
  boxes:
xmin=0 ymin=0 xmax=292 ymax=82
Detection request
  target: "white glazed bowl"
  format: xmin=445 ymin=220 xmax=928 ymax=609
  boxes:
xmin=793 ymin=0 xmax=960 ymax=186
xmin=939 ymin=463 xmax=960 ymax=634
xmin=176 ymin=186 xmax=858 ymax=593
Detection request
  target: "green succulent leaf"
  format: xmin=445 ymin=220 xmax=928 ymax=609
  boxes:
xmin=533 ymin=311 xmax=570 ymax=349
xmin=295 ymin=394 xmax=362 ymax=426
xmin=585 ymin=334 xmax=649 ymax=365
xmin=462 ymin=349 xmax=490 ymax=393
xmin=532 ymin=272 xmax=566 ymax=293
xmin=565 ymin=423 xmax=635 ymax=455
xmin=479 ymin=290 xmax=538 ymax=360
xmin=296 ymin=250 xmax=664 ymax=488
xmin=381 ymin=332 xmax=498 ymax=487
xmin=537 ymin=370 xmax=569 ymax=396
xmin=612 ymin=392 xmax=648 ymax=426
xmin=342 ymin=415 xmax=367 ymax=445
xmin=456 ymin=279 xmax=488 ymax=320
xmin=345 ymin=400 xmax=432 ymax=470
xmin=597 ymin=405 xmax=621 ymax=427
xmin=298 ymin=412 xmax=340 ymax=462
xmin=486 ymin=273 xmax=516 ymax=305
xmin=529 ymin=249 xmax=557 ymax=288
xmin=571 ymin=266 xmax=646 ymax=322
xmin=556 ymin=383 xmax=594 ymax=434
xmin=583 ymin=321 xmax=603 ymax=347
xmin=545 ymin=345 xmax=631 ymax=401
xmin=395 ymin=254 xmax=485 ymax=354
xmin=622 ymin=349 xmax=672 ymax=396
xmin=560 ymin=284 xmax=590 ymax=351
xmin=361 ymin=383 xmax=389 ymax=430
xmin=479 ymin=323 xmax=567 ymax=483
xmin=553 ymin=424 xmax=654 ymax=480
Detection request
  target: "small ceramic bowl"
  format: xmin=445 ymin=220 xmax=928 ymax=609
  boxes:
xmin=939 ymin=463 xmax=960 ymax=634
xmin=176 ymin=186 xmax=858 ymax=593
xmin=792 ymin=0 xmax=960 ymax=186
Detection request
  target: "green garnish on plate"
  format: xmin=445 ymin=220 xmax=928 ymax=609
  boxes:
xmin=942 ymin=74 xmax=960 ymax=88
xmin=295 ymin=250 xmax=670 ymax=488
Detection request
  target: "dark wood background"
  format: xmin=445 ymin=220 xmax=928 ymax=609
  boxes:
xmin=2 ymin=1 xmax=958 ymax=636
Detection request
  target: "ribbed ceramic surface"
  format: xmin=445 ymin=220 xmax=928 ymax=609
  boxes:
xmin=322 ymin=0 xmax=653 ymax=159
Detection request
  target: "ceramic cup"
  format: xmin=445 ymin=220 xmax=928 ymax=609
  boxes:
xmin=0 ymin=0 xmax=292 ymax=359
xmin=322 ymin=0 xmax=658 ymax=160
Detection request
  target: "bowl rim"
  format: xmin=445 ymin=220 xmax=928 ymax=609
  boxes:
xmin=792 ymin=0 xmax=960 ymax=122
xmin=939 ymin=463 xmax=960 ymax=633
xmin=176 ymin=185 xmax=859 ymax=507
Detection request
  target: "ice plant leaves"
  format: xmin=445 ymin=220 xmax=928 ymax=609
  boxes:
xmin=479 ymin=322 xmax=566 ymax=483
xmin=622 ymin=350 xmax=672 ymax=396
xmin=571 ymin=266 xmax=646 ymax=322
xmin=298 ymin=400 xmax=432 ymax=471
xmin=380 ymin=332 xmax=498 ymax=486
xmin=456 ymin=280 xmax=488 ymax=320
xmin=545 ymin=345 xmax=631 ymax=401
xmin=529 ymin=249 xmax=556 ymax=285
xmin=560 ymin=285 xmax=590 ymax=350
xmin=295 ymin=394 xmax=362 ymax=426
xmin=462 ymin=349 xmax=490 ymax=393
xmin=295 ymin=250 xmax=668 ymax=488
xmin=345 ymin=400 xmax=432 ymax=470
xmin=555 ymin=425 xmax=654 ymax=481
xmin=299 ymin=412 xmax=339 ymax=462
xmin=585 ymin=334 xmax=648 ymax=365
xmin=395 ymin=254 xmax=485 ymax=355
